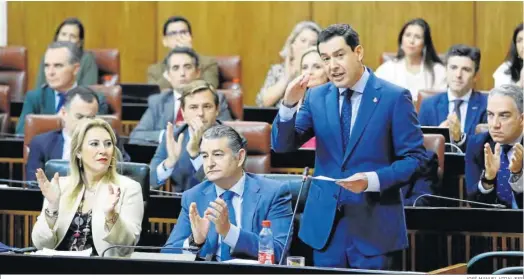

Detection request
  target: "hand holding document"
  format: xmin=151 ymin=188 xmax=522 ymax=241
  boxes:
xmin=310 ymin=175 xmax=361 ymax=183
xmin=311 ymin=173 xmax=369 ymax=194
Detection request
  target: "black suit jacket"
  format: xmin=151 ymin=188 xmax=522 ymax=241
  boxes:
xmin=465 ymin=132 xmax=523 ymax=209
xmin=26 ymin=130 xmax=130 ymax=184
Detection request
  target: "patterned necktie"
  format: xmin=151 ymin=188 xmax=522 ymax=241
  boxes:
xmin=341 ymin=89 xmax=354 ymax=153
xmin=497 ymin=145 xmax=514 ymax=206
xmin=220 ymin=190 xmax=236 ymax=261
xmin=453 ymin=99 xmax=464 ymax=122
xmin=56 ymin=93 xmax=66 ymax=112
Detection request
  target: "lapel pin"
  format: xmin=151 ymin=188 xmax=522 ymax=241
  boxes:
xmin=472 ymin=106 xmax=478 ymax=110
xmin=373 ymin=97 xmax=378 ymax=103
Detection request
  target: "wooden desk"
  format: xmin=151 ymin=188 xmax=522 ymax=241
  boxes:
xmin=0 ymin=188 xmax=521 ymax=272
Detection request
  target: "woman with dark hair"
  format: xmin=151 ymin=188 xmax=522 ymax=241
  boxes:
xmin=493 ymin=23 xmax=523 ymax=88
xmin=35 ymin=18 xmax=98 ymax=88
xmin=376 ymin=18 xmax=446 ymax=102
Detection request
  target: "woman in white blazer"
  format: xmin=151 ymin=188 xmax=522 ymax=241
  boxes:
xmin=376 ymin=18 xmax=447 ymax=102
xmin=493 ymin=23 xmax=523 ymax=88
xmin=31 ymin=118 xmax=144 ymax=257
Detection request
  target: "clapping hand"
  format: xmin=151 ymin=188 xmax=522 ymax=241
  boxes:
xmin=36 ymin=169 xmax=61 ymax=209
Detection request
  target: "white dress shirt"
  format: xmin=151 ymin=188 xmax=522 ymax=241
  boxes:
xmin=478 ymin=136 xmax=524 ymax=209
xmin=61 ymin=130 xmax=72 ymax=161
xmin=183 ymin=173 xmax=246 ymax=261
xmin=447 ymin=89 xmax=472 ymax=134
xmin=278 ymin=68 xmax=381 ymax=192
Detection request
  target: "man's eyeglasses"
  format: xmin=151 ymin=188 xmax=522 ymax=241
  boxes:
xmin=165 ymin=30 xmax=190 ymax=37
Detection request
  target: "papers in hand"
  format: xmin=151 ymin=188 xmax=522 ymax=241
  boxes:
xmin=310 ymin=175 xmax=361 ymax=183
xmin=32 ymin=248 xmax=92 ymax=257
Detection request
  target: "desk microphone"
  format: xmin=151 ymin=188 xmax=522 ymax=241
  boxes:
xmin=412 ymin=193 xmax=506 ymax=208
xmin=0 ymin=178 xmax=38 ymax=187
xmin=100 ymin=245 xmax=200 ymax=257
xmin=278 ymin=167 xmax=309 ymax=266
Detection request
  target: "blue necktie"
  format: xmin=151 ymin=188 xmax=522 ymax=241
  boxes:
xmin=497 ymin=145 xmax=514 ymax=206
xmin=220 ymin=190 xmax=236 ymax=261
xmin=341 ymin=89 xmax=354 ymax=153
xmin=453 ymin=99 xmax=464 ymax=122
xmin=56 ymin=93 xmax=66 ymax=112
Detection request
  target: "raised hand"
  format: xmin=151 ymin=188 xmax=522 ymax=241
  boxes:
xmin=509 ymin=143 xmax=523 ymax=174
xmin=484 ymin=143 xmax=501 ymax=181
xmin=186 ymin=118 xmax=206 ymax=158
xmin=205 ymin=198 xmax=231 ymax=237
xmin=282 ymin=73 xmax=310 ymax=107
xmin=189 ymin=202 xmax=210 ymax=245
xmin=175 ymin=33 xmax=193 ymax=48
xmin=447 ymin=113 xmax=462 ymax=142
xmin=104 ymin=184 xmax=121 ymax=217
xmin=164 ymin=122 xmax=185 ymax=169
xmin=36 ymin=169 xmax=61 ymax=209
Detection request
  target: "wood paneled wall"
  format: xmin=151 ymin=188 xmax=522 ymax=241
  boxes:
xmin=7 ymin=1 xmax=523 ymax=105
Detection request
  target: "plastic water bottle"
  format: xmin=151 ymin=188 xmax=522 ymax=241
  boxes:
xmin=258 ymin=220 xmax=275 ymax=264
xmin=231 ymin=78 xmax=241 ymax=97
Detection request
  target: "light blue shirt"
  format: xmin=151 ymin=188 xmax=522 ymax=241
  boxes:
xmin=278 ymin=68 xmax=381 ymax=192
xmin=183 ymin=173 xmax=245 ymax=260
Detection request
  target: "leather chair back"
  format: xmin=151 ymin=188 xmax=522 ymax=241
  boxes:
xmin=90 ymin=49 xmax=120 ymax=85
xmin=475 ymin=123 xmax=489 ymax=135
xmin=218 ymin=89 xmax=243 ymax=120
xmin=467 ymin=251 xmax=524 ymax=274
xmin=0 ymin=46 xmax=27 ymax=102
xmin=23 ymin=115 xmax=62 ymax=163
xmin=89 ymin=84 xmax=122 ymax=119
xmin=416 ymin=89 xmax=442 ymax=114
xmin=223 ymin=121 xmax=271 ymax=173
xmin=0 ymin=85 xmax=10 ymax=133
xmin=215 ymin=56 xmax=241 ymax=89
xmin=423 ymin=134 xmax=445 ymax=182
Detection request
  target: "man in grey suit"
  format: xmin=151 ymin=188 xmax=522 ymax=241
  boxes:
xmin=130 ymin=47 xmax=232 ymax=143
xmin=149 ymin=80 xmax=223 ymax=192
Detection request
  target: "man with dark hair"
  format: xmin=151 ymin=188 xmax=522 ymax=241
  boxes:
xmin=162 ymin=124 xmax=293 ymax=262
xmin=16 ymin=41 xmax=108 ymax=135
xmin=25 ymin=86 xmax=122 ymax=182
xmin=132 ymin=47 xmax=231 ymax=143
xmin=466 ymin=84 xmax=523 ymax=209
xmin=147 ymin=16 xmax=219 ymax=90
xmin=272 ymin=23 xmax=428 ymax=269
xmin=149 ymin=80 xmax=226 ymax=192
xmin=419 ymin=44 xmax=488 ymax=152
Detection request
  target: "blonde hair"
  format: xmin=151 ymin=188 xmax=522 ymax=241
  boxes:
xmin=279 ymin=21 xmax=322 ymax=59
xmin=299 ymin=47 xmax=320 ymax=69
xmin=65 ymin=118 xmax=121 ymax=206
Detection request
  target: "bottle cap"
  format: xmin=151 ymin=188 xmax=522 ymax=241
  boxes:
xmin=232 ymin=78 xmax=240 ymax=83
xmin=262 ymin=220 xmax=271 ymax=227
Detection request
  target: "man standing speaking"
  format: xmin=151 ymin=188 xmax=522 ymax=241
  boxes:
xmin=271 ymin=23 xmax=428 ymax=269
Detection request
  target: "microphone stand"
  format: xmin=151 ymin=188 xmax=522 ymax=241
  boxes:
xmin=412 ymin=193 xmax=506 ymax=208
xmin=278 ymin=167 xmax=309 ymax=266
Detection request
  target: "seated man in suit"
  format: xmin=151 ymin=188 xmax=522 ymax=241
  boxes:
xmin=26 ymin=86 xmax=129 ymax=183
xmin=148 ymin=16 xmax=219 ymax=90
xmin=131 ymin=47 xmax=232 ymax=143
xmin=418 ymin=44 xmax=488 ymax=152
xmin=149 ymin=80 xmax=224 ymax=191
xmin=16 ymin=41 xmax=108 ymax=135
xmin=162 ymin=124 xmax=293 ymax=262
xmin=466 ymin=84 xmax=523 ymax=209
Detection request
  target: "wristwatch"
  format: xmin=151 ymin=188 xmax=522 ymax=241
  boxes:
xmin=480 ymin=170 xmax=496 ymax=185
xmin=188 ymin=234 xmax=205 ymax=248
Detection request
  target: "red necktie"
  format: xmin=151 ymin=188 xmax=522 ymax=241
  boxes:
xmin=175 ymin=108 xmax=184 ymax=126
